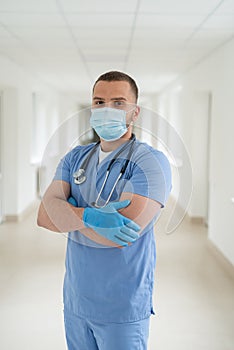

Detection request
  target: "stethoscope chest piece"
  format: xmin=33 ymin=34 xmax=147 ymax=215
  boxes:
xmin=73 ymin=169 xmax=86 ymax=184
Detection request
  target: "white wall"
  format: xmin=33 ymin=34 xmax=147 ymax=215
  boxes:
xmin=0 ymin=54 xmax=78 ymax=218
xmin=1 ymin=87 xmax=18 ymax=215
xmin=156 ymin=90 xmax=210 ymax=218
xmin=152 ymin=38 xmax=234 ymax=265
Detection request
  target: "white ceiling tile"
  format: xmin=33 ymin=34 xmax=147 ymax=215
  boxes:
xmin=136 ymin=13 xmax=205 ymax=28
xmin=134 ymin=60 xmax=185 ymax=73
xmin=71 ymin=26 xmax=130 ymax=37
xmin=180 ymin=46 xmax=222 ymax=63
xmin=128 ymin=49 xmax=201 ymax=65
xmin=88 ymin=62 xmax=126 ymax=78
xmin=79 ymin=39 xmax=128 ymax=53
xmin=0 ymin=35 xmax=22 ymax=46
xmin=65 ymin=13 xmax=134 ymax=27
xmin=0 ymin=25 xmax=14 ymax=37
xmin=131 ymin=38 xmax=185 ymax=50
xmin=191 ymin=28 xmax=234 ymax=41
xmin=7 ymin=26 xmax=72 ymax=39
xmin=74 ymin=39 xmax=129 ymax=51
xmin=36 ymin=62 xmax=86 ymax=75
xmin=0 ymin=0 xmax=58 ymax=12
xmin=85 ymin=54 xmax=125 ymax=66
xmin=132 ymin=33 xmax=187 ymax=50
xmin=59 ymin=0 xmax=138 ymax=13
xmin=84 ymin=52 xmax=126 ymax=63
xmin=0 ymin=42 xmax=81 ymax=69
xmin=127 ymin=44 xmax=214 ymax=68
xmin=127 ymin=51 xmax=179 ymax=63
xmin=23 ymin=36 xmax=75 ymax=48
xmin=71 ymin=34 xmax=129 ymax=50
xmin=134 ymin=27 xmax=194 ymax=40
xmin=29 ymin=47 xmax=80 ymax=59
xmin=201 ymin=15 xmax=234 ymax=29
xmin=126 ymin=63 xmax=178 ymax=76
xmin=69 ymin=25 xmax=131 ymax=50
xmin=127 ymin=56 xmax=186 ymax=70
xmin=139 ymin=0 xmax=222 ymax=14
xmin=216 ymin=0 xmax=234 ymax=14
xmin=0 ymin=13 xmax=64 ymax=26
xmin=71 ymin=27 xmax=131 ymax=44
xmin=184 ymin=35 xmax=234 ymax=55
xmin=132 ymin=30 xmax=187 ymax=44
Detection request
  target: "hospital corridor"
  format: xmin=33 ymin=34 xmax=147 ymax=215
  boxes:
xmin=0 ymin=199 xmax=234 ymax=349
xmin=0 ymin=1 xmax=234 ymax=350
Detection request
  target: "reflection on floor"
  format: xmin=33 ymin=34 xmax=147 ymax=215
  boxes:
xmin=0 ymin=201 xmax=233 ymax=350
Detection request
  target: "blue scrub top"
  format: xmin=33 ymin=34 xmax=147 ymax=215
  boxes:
xmin=54 ymin=139 xmax=172 ymax=323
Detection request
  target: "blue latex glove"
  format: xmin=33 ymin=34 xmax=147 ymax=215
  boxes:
xmin=83 ymin=200 xmax=141 ymax=247
xmin=68 ymin=196 xmax=78 ymax=207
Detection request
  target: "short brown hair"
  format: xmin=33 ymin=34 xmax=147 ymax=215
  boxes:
xmin=93 ymin=71 xmax=138 ymax=102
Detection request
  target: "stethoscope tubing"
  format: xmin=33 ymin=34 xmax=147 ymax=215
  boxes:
xmin=73 ymin=134 xmax=136 ymax=207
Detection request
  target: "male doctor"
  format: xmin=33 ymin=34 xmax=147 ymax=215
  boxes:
xmin=37 ymin=71 xmax=171 ymax=350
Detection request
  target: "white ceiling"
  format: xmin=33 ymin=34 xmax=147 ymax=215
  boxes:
xmin=0 ymin=0 xmax=233 ymax=96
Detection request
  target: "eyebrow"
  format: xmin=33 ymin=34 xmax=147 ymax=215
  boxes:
xmin=93 ymin=96 xmax=127 ymax=101
xmin=93 ymin=97 xmax=105 ymax=101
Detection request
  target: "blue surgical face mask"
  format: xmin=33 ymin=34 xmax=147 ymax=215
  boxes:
xmin=90 ymin=107 xmax=129 ymax=142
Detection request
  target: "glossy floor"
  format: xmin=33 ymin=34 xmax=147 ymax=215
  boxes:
xmin=0 ymin=202 xmax=233 ymax=350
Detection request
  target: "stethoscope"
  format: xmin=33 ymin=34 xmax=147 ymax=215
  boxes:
xmin=73 ymin=134 xmax=136 ymax=208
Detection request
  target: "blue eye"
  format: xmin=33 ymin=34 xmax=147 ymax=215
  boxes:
xmin=114 ymin=101 xmax=124 ymax=107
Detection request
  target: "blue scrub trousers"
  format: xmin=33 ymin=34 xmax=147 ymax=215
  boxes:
xmin=64 ymin=312 xmax=150 ymax=350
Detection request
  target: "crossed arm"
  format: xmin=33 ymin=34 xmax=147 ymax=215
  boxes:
xmin=37 ymin=180 xmax=161 ymax=247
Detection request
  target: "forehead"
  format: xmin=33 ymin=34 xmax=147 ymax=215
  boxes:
xmin=93 ymin=80 xmax=135 ymax=101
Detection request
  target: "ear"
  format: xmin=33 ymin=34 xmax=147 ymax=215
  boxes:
xmin=132 ymin=106 xmax=140 ymax=122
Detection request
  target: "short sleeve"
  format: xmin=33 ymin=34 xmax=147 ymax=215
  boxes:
xmin=53 ymin=152 xmax=71 ymax=183
xmin=123 ymin=146 xmax=172 ymax=207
